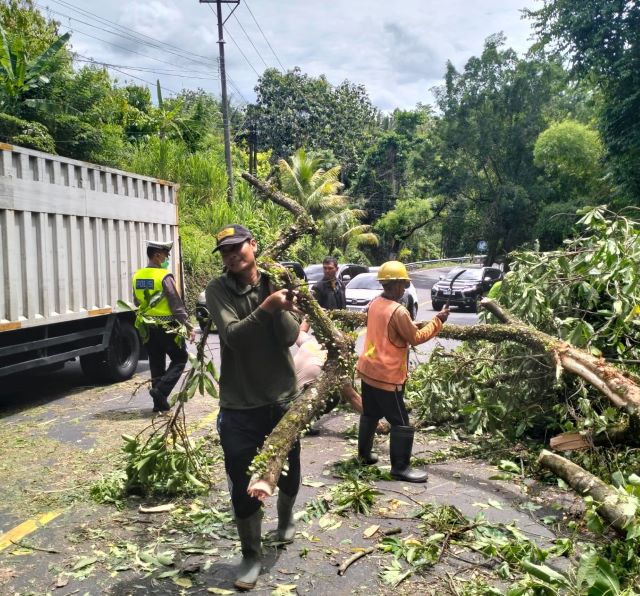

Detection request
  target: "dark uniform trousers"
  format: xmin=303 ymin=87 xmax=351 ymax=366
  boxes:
xmin=217 ymin=402 xmax=301 ymax=519
xmin=361 ymin=380 xmax=410 ymax=426
xmin=147 ymin=325 xmax=188 ymax=399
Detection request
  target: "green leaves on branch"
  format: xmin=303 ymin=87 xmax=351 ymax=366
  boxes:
xmin=121 ymin=433 xmax=213 ymax=497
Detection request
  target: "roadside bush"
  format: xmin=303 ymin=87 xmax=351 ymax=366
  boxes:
xmin=0 ymin=112 xmax=55 ymax=153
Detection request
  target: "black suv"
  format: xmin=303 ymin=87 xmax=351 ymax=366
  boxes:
xmin=195 ymin=261 xmax=308 ymax=331
xmin=431 ymin=267 xmax=503 ymax=312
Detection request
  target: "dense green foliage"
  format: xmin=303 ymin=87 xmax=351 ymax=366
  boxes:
xmin=0 ymin=0 xmax=636 ymax=278
xmin=250 ymin=67 xmax=378 ymax=178
xmin=526 ymin=0 xmax=640 ymax=201
xmin=408 ymin=207 xmax=640 ymax=441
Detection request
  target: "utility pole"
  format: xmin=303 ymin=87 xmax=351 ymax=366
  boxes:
xmin=200 ymin=0 xmax=239 ymax=204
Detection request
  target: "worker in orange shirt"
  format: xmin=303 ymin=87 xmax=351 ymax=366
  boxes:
xmin=356 ymin=261 xmax=449 ymax=482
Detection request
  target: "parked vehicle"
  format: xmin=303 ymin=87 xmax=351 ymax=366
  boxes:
xmin=430 ymin=267 xmax=503 ymax=311
xmin=304 ymin=263 xmax=368 ymax=290
xmin=345 ymin=272 xmax=419 ymax=320
xmin=195 ymin=261 xmax=307 ymax=331
xmin=0 ymin=143 xmax=180 ymax=381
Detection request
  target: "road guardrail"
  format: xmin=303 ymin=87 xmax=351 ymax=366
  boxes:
xmin=405 ymin=255 xmax=486 ymax=271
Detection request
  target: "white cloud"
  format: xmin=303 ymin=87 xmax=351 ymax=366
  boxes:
xmin=54 ymin=0 xmax=536 ymax=110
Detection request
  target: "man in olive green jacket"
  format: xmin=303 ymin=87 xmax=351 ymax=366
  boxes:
xmin=205 ymin=224 xmax=301 ymax=591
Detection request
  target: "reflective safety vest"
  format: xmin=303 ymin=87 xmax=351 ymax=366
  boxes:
xmin=356 ymin=296 xmax=409 ymax=386
xmin=132 ymin=267 xmax=173 ymax=318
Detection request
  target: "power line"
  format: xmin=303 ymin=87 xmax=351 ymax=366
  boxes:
xmin=231 ymin=11 xmax=269 ymax=70
xmin=45 ymin=0 xmax=215 ymax=64
xmin=73 ymin=56 xmax=219 ymax=80
xmin=56 ymin=24 xmax=211 ymax=73
xmin=243 ymin=0 xmax=286 ymax=72
xmin=45 ymin=5 xmax=213 ymax=70
xmin=206 ymin=4 xmax=260 ymax=78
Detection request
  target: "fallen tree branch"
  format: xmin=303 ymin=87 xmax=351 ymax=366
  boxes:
xmin=242 ymin=171 xmax=356 ymax=496
xmin=538 ymin=449 xmax=635 ymax=535
xmin=337 ymin=547 xmax=374 ymax=575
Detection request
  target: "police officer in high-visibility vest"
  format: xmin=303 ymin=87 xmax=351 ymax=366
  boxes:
xmin=132 ymin=240 xmax=195 ymax=412
xmin=356 ymin=261 xmax=449 ymax=482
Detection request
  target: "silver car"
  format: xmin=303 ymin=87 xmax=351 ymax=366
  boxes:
xmin=345 ymin=272 xmax=419 ymax=320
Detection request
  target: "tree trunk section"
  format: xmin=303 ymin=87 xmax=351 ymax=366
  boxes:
xmin=538 ymin=450 xmax=633 ymax=535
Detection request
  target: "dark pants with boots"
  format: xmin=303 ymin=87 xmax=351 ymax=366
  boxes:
xmin=219 ymin=403 xmax=301 ymax=589
xmin=147 ymin=325 xmax=188 ymax=404
xmin=359 ymin=381 xmax=427 ymax=482
xmin=217 ymin=402 xmax=301 ymax=519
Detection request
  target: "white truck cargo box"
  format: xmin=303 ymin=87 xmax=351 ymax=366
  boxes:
xmin=0 ymin=143 xmax=181 ymax=379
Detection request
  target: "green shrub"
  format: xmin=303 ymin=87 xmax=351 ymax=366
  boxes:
xmin=0 ymin=112 xmax=55 ymax=153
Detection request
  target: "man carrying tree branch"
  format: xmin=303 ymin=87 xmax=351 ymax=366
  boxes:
xmin=205 ymin=224 xmax=302 ymax=591
xmin=356 ymin=261 xmax=449 ymax=482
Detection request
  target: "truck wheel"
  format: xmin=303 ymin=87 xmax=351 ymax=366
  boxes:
xmin=102 ymin=320 xmax=140 ymax=382
xmin=431 ymin=300 xmax=443 ymax=311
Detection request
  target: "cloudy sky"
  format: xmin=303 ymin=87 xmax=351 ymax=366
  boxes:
xmin=39 ymin=0 xmax=537 ymax=111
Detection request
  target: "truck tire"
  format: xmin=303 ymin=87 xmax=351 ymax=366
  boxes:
xmin=82 ymin=320 xmax=140 ymax=383
xmin=431 ymin=300 xmax=443 ymax=311
xmin=102 ymin=320 xmax=140 ymax=382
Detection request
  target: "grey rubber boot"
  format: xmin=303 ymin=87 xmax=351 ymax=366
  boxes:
xmin=389 ymin=425 xmax=428 ymax=483
xmin=234 ymin=509 xmax=262 ymax=590
xmin=277 ymin=490 xmax=297 ymax=543
xmin=358 ymin=415 xmax=379 ymax=465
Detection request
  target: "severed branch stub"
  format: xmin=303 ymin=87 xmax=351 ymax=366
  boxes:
xmin=337 ymin=547 xmax=375 ymax=576
xmin=538 ymin=450 xmax=635 ymax=536
xmin=241 ymin=172 xmax=316 ymax=260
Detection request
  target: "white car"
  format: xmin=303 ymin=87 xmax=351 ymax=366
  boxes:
xmin=345 ymin=272 xmax=419 ymax=320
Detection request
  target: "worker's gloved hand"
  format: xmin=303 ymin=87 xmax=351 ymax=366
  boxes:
xmin=435 ymin=305 xmax=450 ymax=323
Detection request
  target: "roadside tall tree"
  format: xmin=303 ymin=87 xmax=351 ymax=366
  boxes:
xmin=526 ymin=0 xmax=640 ymax=201
xmin=432 ymin=34 xmax=569 ymax=262
xmin=251 ymin=68 xmax=378 ymax=178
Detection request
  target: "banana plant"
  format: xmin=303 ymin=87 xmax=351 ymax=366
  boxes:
xmin=0 ymin=24 xmax=70 ymax=113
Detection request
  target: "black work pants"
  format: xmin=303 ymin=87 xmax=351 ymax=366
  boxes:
xmin=361 ymin=380 xmax=410 ymax=426
xmin=217 ymin=403 xmax=301 ymax=519
xmin=147 ymin=326 xmax=188 ymax=399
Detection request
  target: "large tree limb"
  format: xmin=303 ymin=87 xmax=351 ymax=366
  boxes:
xmin=330 ymin=305 xmax=640 ymax=412
xmin=480 ymin=298 xmax=640 ymax=412
xmin=242 ymin=171 xmax=356 ymax=496
xmin=538 ymin=450 xmax=634 ymax=535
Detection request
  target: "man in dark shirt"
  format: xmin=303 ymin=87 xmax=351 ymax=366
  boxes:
xmin=312 ymin=256 xmax=346 ymax=310
xmin=132 ymin=240 xmax=195 ymax=412
xmin=205 ymin=224 xmax=301 ymax=591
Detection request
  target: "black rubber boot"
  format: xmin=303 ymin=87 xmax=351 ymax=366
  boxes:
xmin=234 ymin=510 xmax=262 ymax=590
xmin=390 ymin=425 xmax=428 ymax=483
xmin=358 ymin=415 xmax=379 ymax=465
xmin=150 ymin=388 xmax=170 ymax=412
xmin=277 ymin=490 xmax=297 ymax=543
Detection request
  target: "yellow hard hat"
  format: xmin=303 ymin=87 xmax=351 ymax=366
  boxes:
xmin=377 ymin=261 xmax=410 ymax=282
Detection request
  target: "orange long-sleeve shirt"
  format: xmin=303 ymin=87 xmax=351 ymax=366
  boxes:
xmin=358 ymin=308 xmax=443 ymax=391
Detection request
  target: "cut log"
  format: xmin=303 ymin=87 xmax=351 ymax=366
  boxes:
xmin=538 ymin=450 xmax=635 ymax=535
xmin=550 ymin=415 xmax=640 ymax=451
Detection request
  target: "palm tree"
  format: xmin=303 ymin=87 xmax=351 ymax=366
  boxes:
xmin=322 ymin=208 xmax=379 ymax=255
xmin=278 ymin=149 xmax=346 ymax=220
xmin=279 ymin=149 xmax=378 ymax=255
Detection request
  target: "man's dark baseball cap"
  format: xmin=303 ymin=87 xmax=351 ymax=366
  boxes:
xmin=213 ymin=224 xmax=253 ymax=252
